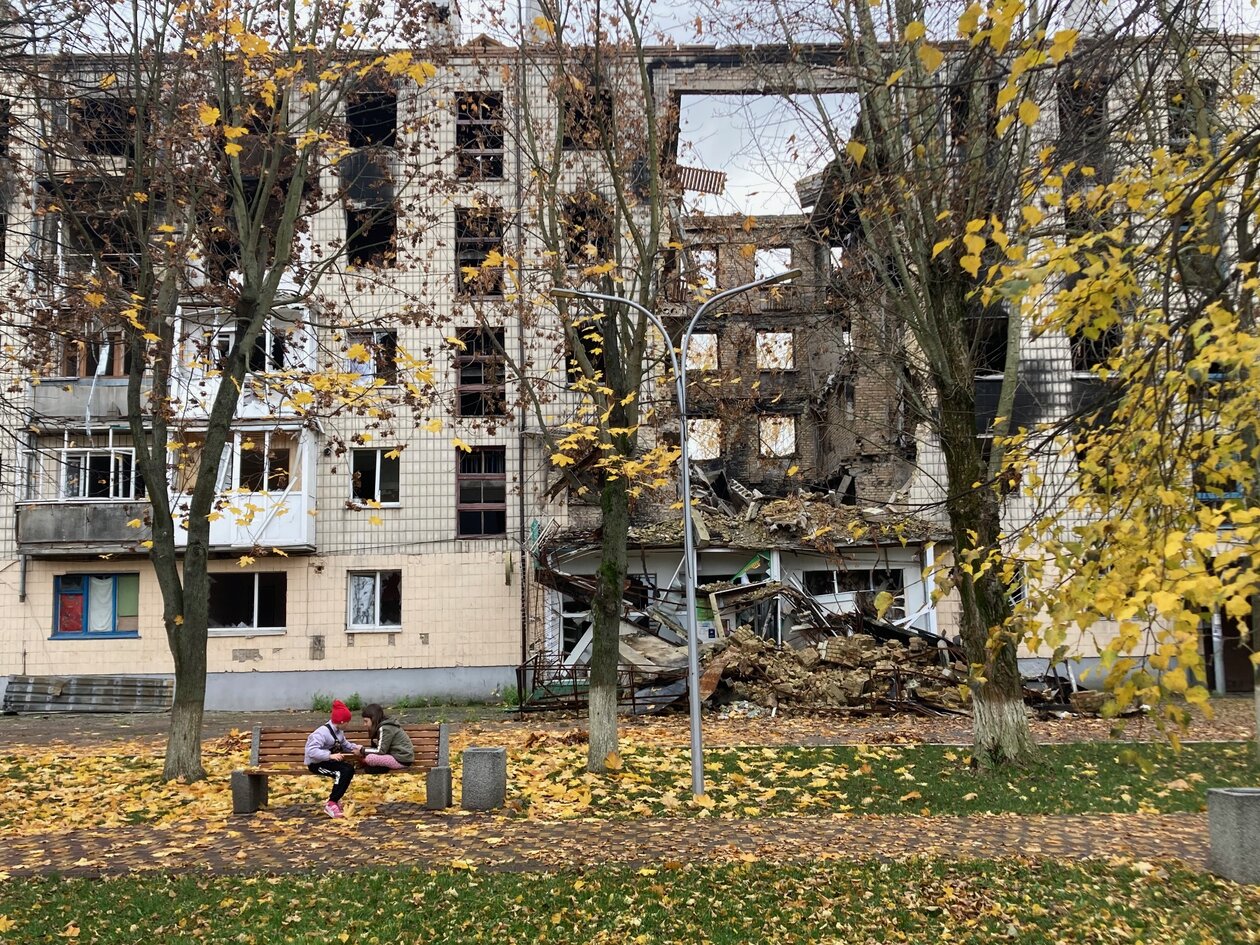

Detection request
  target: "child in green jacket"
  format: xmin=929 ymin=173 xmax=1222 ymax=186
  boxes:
xmin=359 ymin=703 xmax=414 ymax=771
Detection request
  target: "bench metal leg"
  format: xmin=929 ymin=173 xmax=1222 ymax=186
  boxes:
xmin=231 ymin=771 xmax=269 ymax=815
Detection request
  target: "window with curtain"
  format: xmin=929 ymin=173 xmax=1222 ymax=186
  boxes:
xmin=53 ymin=573 xmax=140 ymax=636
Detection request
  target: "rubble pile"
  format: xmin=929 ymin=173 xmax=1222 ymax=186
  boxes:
xmin=702 ymin=626 xmax=967 ymax=713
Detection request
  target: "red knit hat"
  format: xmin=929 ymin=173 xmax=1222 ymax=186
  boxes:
xmin=330 ymin=699 xmax=352 ymax=725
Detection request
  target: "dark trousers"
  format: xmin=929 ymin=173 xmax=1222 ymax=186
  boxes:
xmin=308 ymin=760 xmax=355 ymax=803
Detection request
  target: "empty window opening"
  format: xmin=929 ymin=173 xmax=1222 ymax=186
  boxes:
xmin=685 ymin=332 xmax=719 ymax=372
xmin=562 ymin=81 xmax=613 ymax=150
xmin=687 ymin=418 xmax=721 ymax=460
xmin=759 ymin=415 xmax=798 ymax=457
xmin=347 ymin=88 xmax=397 ymax=149
xmin=457 ymin=446 xmax=507 ymax=537
xmin=455 ymin=206 xmax=505 ymax=296
xmin=562 ymin=191 xmax=614 ymax=264
xmin=455 ymin=92 xmax=505 ymax=180
xmin=756 ymin=331 xmax=794 ymax=370
xmin=74 ymin=96 xmax=132 ymax=157
xmin=346 ymin=207 xmax=397 ymax=268
xmin=754 ymin=246 xmax=792 ymax=281
xmin=455 ymin=326 xmax=507 ymax=418
xmin=208 ymin=572 xmax=287 ymax=631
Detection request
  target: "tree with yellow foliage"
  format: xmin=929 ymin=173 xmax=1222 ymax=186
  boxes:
xmin=9 ymin=0 xmax=444 ymax=780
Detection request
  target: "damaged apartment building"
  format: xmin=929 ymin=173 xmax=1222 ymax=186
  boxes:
xmin=2 ymin=19 xmax=1247 ymax=713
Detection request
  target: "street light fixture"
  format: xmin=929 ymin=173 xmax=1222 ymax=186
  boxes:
xmin=554 ymin=267 xmax=801 ymax=796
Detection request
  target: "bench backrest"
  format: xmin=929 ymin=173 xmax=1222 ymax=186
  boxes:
xmin=249 ymin=723 xmax=448 ymax=772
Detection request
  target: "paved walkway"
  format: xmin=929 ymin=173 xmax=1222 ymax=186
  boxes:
xmin=0 ymin=809 xmax=1208 ymax=877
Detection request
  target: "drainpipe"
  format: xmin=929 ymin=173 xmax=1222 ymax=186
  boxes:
xmin=513 ymin=3 xmax=530 ymax=676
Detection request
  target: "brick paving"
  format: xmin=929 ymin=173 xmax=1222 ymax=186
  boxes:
xmin=0 ymin=809 xmax=1208 ymax=877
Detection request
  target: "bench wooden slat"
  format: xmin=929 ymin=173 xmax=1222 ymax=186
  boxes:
xmin=248 ymin=724 xmax=447 ymax=772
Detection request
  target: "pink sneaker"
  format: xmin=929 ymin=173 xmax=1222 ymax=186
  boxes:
xmin=323 ymin=801 xmax=343 ymax=818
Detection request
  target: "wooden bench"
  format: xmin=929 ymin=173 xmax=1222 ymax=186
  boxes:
xmin=231 ymin=722 xmax=450 ymax=814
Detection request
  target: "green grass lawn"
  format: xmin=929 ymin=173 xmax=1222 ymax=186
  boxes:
xmin=4 ymin=860 xmax=1256 ymax=944
xmin=522 ymin=741 xmax=1260 ymax=818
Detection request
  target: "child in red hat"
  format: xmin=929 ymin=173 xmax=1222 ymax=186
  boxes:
xmin=303 ymin=699 xmax=363 ymax=817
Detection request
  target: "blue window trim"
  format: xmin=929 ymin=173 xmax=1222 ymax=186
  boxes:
xmin=51 ymin=573 xmax=140 ymax=639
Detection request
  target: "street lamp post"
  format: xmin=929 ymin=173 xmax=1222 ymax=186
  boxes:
xmin=555 ymin=268 xmax=800 ymax=796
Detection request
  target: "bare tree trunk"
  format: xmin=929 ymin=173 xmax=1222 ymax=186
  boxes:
xmin=588 ymin=474 xmax=628 ymax=772
xmin=163 ymin=537 xmax=209 ymax=781
xmin=936 ymin=339 xmax=1034 ymax=766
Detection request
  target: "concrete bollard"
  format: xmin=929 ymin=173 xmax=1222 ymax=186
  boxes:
xmin=1208 ymin=787 xmax=1260 ymax=884
xmin=460 ymin=747 xmax=507 ymax=811
xmin=425 ymin=765 xmax=453 ymax=810
xmin=230 ymin=771 xmax=268 ymax=815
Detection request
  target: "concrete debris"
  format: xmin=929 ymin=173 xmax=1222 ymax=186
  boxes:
xmin=701 ymin=625 xmax=967 ymax=714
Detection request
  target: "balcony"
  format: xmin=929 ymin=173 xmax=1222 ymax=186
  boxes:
xmin=16 ymin=500 xmax=152 ymax=556
xmin=170 ymin=489 xmax=316 ymax=552
xmin=32 ymin=378 xmax=139 ymax=420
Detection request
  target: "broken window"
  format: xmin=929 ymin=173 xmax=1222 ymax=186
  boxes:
xmin=455 ymin=91 xmax=505 ymax=181
xmin=208 ymin=572 xmax=287 ymax=631
xmin=350 ymin=449 xmax=401 ymax=504
xmin=236 ymin=433 xmax=291 ymax=492
xmin=61 ymin=449 xmax=139 ymax=500
xmin=685 ymin=332 xmax=718 ymax=372
xmin=457 ymin=446 xmax=507 ymax=538
xmin=754 ymin=246 xmax=792 ymax=281
xmin=345 ymin=207 xmax=397 ymax=268
xmin=562 ymin=190 xmax=614 ymax=265
xmin=687 ymin=418 xmax=721 ymax=460
xmin=58 ymin=329 xmax=132 ymax=378
xmin=73 ymin=96 xmax=132 ymax=157
xmin=347 ymin=88 xmax=397 ymax=149
xmin=455 ymin=206 xmax=505 ymax=296
xmin=759 ymin=415 xmax=797 ymax=458
xmin=678 ymin=247 xmax=718 ymax=298
xmin=755 ymin=331 xmax=794 ymax=371
xmin=347 ymin=570 xmax=402 ymax=629
xmin=455 ymin=326 xmax=507 ymax=418
xmin=345 ymin=329 xmax=398 ymax=384
xmin=562 ymin=80 xmax=613 ymax=150
xmin=212 ymin=318 xmax=289 ymax=374
xmin=54 ymin=573 xmax=140 ymax=636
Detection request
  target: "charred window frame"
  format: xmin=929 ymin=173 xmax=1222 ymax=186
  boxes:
xmin=347 ymin=87 xmax=397 ymax=149
xmin=455 ymin=206 xmax=505 ymax=297
xmin=562 ymin=80 xmax=613 ymax=151
xmin=562 ymin=191 xmax=613 ymax=265
xmin=73 ymin=95 xmax=133 ymax=158
xmin=455 ymin=326 xmax=507 ymax=418
xmin=456 ymin=446 xmax=507 ymax=538
xmin=758 ymin=414 xmax=798 ymax=458
xmin=345 ymin=206 xmax=397 ymax=268
xmin=455 ymin=91 xmax=505 ymax=181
